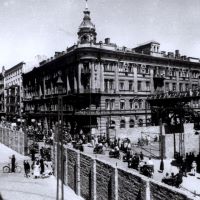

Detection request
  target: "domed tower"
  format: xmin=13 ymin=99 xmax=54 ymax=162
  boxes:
xmin=78 ymin=0 xmax=97 ymax=44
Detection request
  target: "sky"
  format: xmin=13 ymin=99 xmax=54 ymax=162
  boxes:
xmin=0 ymin=0 xmax=200 ymax=70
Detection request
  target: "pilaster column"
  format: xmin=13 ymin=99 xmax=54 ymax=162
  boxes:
xmin=78 ymin=63 xmax=83 ymax=92
xmin=100 ymin=63 xmax=104 ymax=92
xmin=134 ymin=65 xmax=138 ymax=93
xmin=115 ymin=63 xmax=119 ymax=92
xmin=176 ymin=70 xmax=180 ymax=91
xmin=150 ymin=67 xmax=154 ymax=93
xmin=90 ymin=62 xmax=95 ymax=91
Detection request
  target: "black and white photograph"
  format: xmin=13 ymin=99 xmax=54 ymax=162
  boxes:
xmin=0 ymin=0 xmax=200 ymax=199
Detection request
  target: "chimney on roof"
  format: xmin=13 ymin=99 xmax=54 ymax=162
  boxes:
xmin=168 ymin=52 xmax=174 ymax=58
xmin=105 ymin=38 xmax=110 ymax=44
xmin=161 ymin=51 xmax=166 ymax=56
xmin=175 ymin=50 xmax=180 ymax=58
xmin=181 ymin=55 xmax=187 ymax=60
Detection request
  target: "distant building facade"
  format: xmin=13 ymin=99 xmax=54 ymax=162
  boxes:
xmin=0 ymin=66 xmax=5 ymax=118
xmin=22 ymin=5 xmax=200 ymax=138
xmin=4 ymin=62 xmax=25 ymax=121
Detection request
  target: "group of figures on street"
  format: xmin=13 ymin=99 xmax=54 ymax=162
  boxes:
xmin=175 ymin=152 xmax=200 ymax=176
xmin=10 ymin=151 xmax=52 ymax=179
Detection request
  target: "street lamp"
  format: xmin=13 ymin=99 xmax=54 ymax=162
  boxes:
xmin=56 ymin=71 xmax=64 ymax=200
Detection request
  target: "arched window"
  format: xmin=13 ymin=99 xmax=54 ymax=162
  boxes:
xmin=138 ymin=99 xmax=143 ymax=109
xmin=134 ymin=101 xmax=139 ymax=109
xmin=110 ymin=120 xmax=116 ymax=129
xmin=129 ymin=119 xmax=135 ymax=128
xmin=120 ymin=120 xmax=126 ymax=128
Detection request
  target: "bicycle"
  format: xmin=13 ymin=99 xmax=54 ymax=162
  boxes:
xmin=3 ymin=162 xmax=22 ymax=173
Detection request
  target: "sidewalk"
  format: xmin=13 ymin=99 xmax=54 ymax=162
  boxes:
xmin=0 ymin=172 xmax=83 ymax=200
xmin=0 ymin=143 xmax=83 ymax=200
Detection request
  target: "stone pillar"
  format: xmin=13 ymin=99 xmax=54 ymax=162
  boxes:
xmin=146 ymin=180 xmax=150 ymax=200
xmin=64 ymin=147 xmax=68 ymax=185
xmin=114 ymin=165 xmax=118 ymax=200
xmin=92 ymin=158 xmax=97 ymax=200
xmin=76 ymin=150 xmax=81 ymax=196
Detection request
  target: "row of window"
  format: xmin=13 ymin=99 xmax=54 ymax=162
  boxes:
xmin=119 ymin=119 xmax=143 ymax=128
xmin=155 ymin=69 xmax=199 ymax=78
xmin=165 ymin=82 xmax=198 ymax=92
xmin=103 ymin=62 xmax=200 ymax=78
xmin=104 ymin=79 xmax=151 ymax=92
xmin=105 ymin=99 xmax=146 ymax=110
xmin=5 ymin=69 xmax=22 ymax=81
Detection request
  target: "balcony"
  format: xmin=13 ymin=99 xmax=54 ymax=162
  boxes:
xmin=81 ymin=68 xmax=91 ymax=74
xmin=74 ymin=109 xmax=149 ymax=116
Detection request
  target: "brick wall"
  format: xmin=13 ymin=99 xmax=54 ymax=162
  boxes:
xmin=67 ymin=148 xmax=79 ymax=193
xmin=0 ymin=126 xmax=25 ymax=155
xmin=62 ymin=146 xmax=195 ymax=200
xmin=96 ymin=160 xmax=116 ymax=200
xmin=150 ymin=180 xmax=193 ymax=200
xmin=118 ymin=168 xmax=147 ymax=200
xmin=80 ymin=153 xmax=93 ymax=200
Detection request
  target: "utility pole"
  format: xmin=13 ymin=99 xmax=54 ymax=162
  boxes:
xmin=56 ymin=72 xmax=64 ymax=200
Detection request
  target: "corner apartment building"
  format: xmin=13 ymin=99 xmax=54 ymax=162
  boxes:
xmin=22 ymin=5 xmax=200 ymax=138
xmin=4 ymin=62 xmax=25 ymax=121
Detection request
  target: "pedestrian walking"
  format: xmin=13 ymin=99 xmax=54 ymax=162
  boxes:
xmin=181 ymin=159 xmax=187 ymax=177
xmin=139 ymin=151 xmax=144 ymax=160
xmin=33 ymin=160 xmax=40 ymax=179
xmin=191 ymin=161 xmax=197 ymax=176
xmin=40 ymin=147 xmax=44 ymax=159
xmin=40 ymin=158 xmax=45 ymax=175
xmin=23 ymin=160 xmax=30 ymax=178
xmin=11 ymin=155 xmax=16 ymax=173
xmin=30 ymin=148 xmax=35 ymax=161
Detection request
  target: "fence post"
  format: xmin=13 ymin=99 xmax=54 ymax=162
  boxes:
xmin=64 ymin=147 xmax=68 ymax=185
xmin=76 ymin=150 xmax=80 ymax=196
xmin=146 ymin=180 xmax=151 ymax=200
xmin=92 ymin=158 xmax=96 ymax=200
xmin=114 ymin=164 xmax=118 ymax=200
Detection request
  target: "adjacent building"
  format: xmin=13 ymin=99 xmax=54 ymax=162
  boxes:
xmin=0 ymin=66 xmax=5 ymax=118
xmin=22 ymin=4 xmax=200 ymax=139
xmin=4 ymin=62 xmax=25 ymax=121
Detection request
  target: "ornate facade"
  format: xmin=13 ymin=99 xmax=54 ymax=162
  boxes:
xmin=22 ymin=4 xmax=200 ymax=139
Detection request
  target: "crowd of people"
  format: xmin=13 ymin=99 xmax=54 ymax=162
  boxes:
xmin=174 ymin=152 xmax=200 ymax=176
xmin=162 ymin=171 xmax=183 ymax=188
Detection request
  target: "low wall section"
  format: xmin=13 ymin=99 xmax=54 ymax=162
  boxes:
xmin=62 ymin=147 xmax=195 ymax=200
xmin=0 ymin=126 xmax=26 ymax=155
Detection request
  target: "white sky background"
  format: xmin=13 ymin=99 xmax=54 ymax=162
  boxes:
xmin=0 ymin=0 xmax=200 ymax=69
